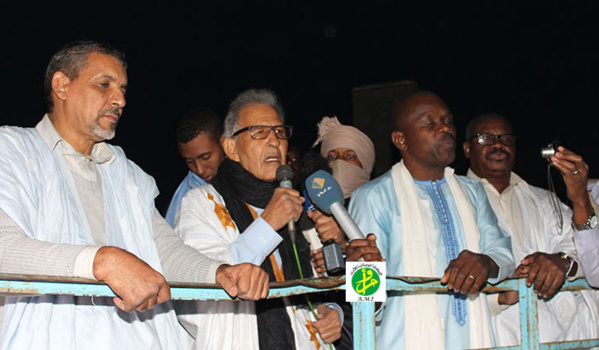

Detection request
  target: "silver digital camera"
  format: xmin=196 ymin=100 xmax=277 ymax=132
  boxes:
xmin=541 ymin=140 xmax=560 ymax=159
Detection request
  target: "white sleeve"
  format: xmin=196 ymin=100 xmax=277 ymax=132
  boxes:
xmin=175 ymin=187 xmax=282 ymax=265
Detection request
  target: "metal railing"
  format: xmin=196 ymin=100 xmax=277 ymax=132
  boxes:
xmin=0 ymin=274 xmax=597 ymax=349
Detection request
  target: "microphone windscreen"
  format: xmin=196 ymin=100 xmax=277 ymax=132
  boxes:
xmin=299 ymin=152 xmax=331 ymax=190
xmin=276 ymin=164 xmax=294 ymax=183
xmin=305 ymin=170 xmax=344 ymax=215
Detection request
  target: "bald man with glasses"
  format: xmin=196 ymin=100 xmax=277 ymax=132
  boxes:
xmin=463 ymin=113 xmax=599 ymax=347
xmin=172 ymin=89 xmax=342 ymax=350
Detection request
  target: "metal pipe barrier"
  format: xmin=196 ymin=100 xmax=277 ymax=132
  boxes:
xmin=0 ymin=273 xmax=597 ymax=349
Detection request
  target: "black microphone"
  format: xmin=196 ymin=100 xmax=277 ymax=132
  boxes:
xmin=298 ymin=151 xmax=332 ymax=191
xmin=276 ymin=165 xmax=297 ymax=243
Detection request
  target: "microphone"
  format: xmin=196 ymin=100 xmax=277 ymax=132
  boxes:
xmin=305 ymin=170 xmax=366 ymax=241
xmin=303 ymin=189 xmax=344 ymax=275
xmin=276 ymin=165 xmax=297 ymax=242
xmin=298 ymin=151 xmax=332 ymax=191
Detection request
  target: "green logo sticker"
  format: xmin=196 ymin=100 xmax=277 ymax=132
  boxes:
xmin=351 ymin=267 xmax=380 ymax=296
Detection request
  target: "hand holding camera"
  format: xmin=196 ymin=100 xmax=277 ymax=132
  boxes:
xmin=547 ymin=145 xmax=588 ymax=187
xmin=544 ymin=144 xmax=596 ymax=230
xmin=541 ymin=140 xmax=560 ymax=160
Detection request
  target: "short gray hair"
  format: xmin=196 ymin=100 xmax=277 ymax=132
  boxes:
xmin=44 ymin=40 xmax=126 ymax=112
xmin=223 ymin=88 xmax=285 ymax=138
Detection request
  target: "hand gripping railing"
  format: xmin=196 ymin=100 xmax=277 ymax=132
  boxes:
xmin=380 ymin=277 xmax=599 ymax=350
xmin=0 ymin=273 xmax=597 ymax=349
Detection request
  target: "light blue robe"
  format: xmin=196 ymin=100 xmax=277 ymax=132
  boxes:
xmin=165 ymin=171 xmax=207 ymax=226
xmin=349 ymin=170 xmax=514 ymax=350
xmin=0 ymin=124 xmax=183 ymax=349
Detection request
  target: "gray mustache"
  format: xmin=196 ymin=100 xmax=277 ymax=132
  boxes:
xmin=101 ymin=108 xmax=121 ymax=117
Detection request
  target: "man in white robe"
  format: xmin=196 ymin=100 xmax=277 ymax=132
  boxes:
xmin=0 ymin=41 xmax=268 ymax=349
xmin=349 ymin=91 xmax=515 ymax=350
xmin=165 ymin=107 xmax=224 ymax=227
xmin=463 ymin=113 xmax=599 ymax=346
xmin=174 ymin=88 xmax=343 ymax=349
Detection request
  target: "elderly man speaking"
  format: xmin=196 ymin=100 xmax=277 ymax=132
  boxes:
xmin=174 ymin=89 xmax=342 ymax=349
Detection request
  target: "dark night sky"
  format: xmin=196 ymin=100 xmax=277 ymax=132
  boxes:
xmin=2 ymin=1 xmax=598 ymax=211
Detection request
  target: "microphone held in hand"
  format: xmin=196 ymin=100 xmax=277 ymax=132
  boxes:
xmin=304 ymin=172 xmax=345 ymax=275
xmin=298 ymin=151 xmax=332 ymax=191
xmin=276 ymin=165 xmax=297 ymax=243
xmin=305 ymin=170 xmax=366 ymax=241
xmin=276 ymin=164 xmax=295 ymax=189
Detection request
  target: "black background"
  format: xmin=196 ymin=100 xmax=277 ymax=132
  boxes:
xmin=2 ymin=1 xmax=598 ymax=211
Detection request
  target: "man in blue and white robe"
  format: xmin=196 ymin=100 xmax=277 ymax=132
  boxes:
xmin=349 ymin=91 xmax=515 ymax=350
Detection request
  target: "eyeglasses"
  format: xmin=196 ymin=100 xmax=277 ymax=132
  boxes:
xmin=473 ymin=133 xmax=516 ymax=146
xmin=232 ymin=125 xmax=293 ymax=140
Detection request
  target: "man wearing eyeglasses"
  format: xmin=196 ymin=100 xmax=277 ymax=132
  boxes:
xmin=463 ymin=113 xmax=598 ymax=346
xmin=173 ymin=88 xmax=342 ymax=349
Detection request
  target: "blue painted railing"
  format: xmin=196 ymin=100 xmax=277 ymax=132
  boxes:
xmin=0 ymin=274 xmax=596 ymax=349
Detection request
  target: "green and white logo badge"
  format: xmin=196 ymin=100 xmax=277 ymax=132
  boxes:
xmin=346 ymin=262 xmax=386 ymax=302
xmin=352 ymin=267 xmax=380 ymax=296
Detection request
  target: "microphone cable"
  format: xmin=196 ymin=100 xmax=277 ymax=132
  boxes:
xmin=290 ymin=228 xmax=334 ymax=350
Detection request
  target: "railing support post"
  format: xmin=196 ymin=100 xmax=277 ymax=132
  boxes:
xmin=352 ymin=301 xmax=376 ymax=350
xmin=519 ymin=278 xmax=540 ymax=350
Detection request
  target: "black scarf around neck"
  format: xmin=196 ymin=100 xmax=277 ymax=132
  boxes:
xmin=211 ymin=159 xmax=312 ymax=349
